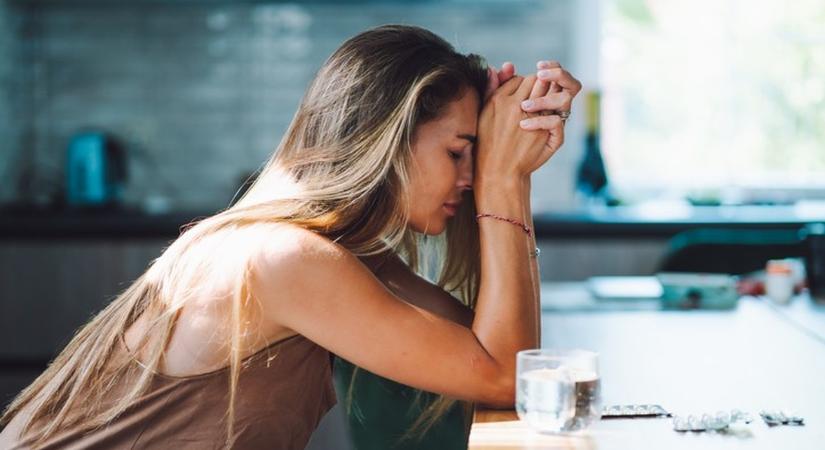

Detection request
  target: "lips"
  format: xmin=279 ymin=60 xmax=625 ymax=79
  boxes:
xmin=443 ymin=202 xmax=460 ymax=216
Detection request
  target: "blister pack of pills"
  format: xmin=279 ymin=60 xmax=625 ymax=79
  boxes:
xmin=760 ymin=410 xmax=804 ymax=426
xmin=601 ymin=404 xmax=671 ymax=419
xmin=672 ymin=409 xmax=753 ymax=432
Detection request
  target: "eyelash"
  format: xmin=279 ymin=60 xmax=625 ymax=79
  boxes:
xmin=448 ymin=150 xmax=463 ymax=160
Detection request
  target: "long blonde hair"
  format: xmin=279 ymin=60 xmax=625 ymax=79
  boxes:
xmin=1 ymin=24 xmax=487 ymax=447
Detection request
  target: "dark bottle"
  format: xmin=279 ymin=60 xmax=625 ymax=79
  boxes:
xmin=575 ymin=91 xmax=609 ymax=200
xmin=802 ymin=223 xmax=825 ymax=302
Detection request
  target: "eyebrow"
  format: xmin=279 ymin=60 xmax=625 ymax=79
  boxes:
xmin=457 ymin=133 xmax=477 ymax=144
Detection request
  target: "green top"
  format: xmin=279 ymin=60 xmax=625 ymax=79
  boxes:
xmin=334 ymin=357 xmax=471 ymax=450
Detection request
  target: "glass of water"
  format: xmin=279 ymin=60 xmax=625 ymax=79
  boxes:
xmin=516 ymin=349 xmax=602 ymax=433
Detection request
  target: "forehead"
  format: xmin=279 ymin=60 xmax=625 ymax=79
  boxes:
xmin=415 ymin=90 xmax=479 ymax=141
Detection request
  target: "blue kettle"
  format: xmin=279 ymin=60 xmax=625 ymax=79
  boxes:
xmin=66 ymin=132 xmax=127 ymax=207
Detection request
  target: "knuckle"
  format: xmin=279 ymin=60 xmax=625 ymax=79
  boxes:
xmin=544 ymin=94 xmax=562 ymax=109
xmin=573 ymin=78 xmax=583 ymax=91
xmin=530 ymin=97 xmax=546 ymax=109
xmin=506 ymin=75 xmax=525 ymax=90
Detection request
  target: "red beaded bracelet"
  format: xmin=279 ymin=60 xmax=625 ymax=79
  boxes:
xmin=476 ymin=213 xmax=532 ymax=237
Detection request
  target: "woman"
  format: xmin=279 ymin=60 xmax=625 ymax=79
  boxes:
xmin=0 ymin=25 xmax=580 ymax=449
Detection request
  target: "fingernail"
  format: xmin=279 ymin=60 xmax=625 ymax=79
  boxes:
xmin=537 ymin=61 xmax=550 ymax=69
xmin=538 ymin=69 xmax=551 ymax=79
xmin=521 ymin=100 xmax=534 ymax=109
xmin=519 ymin=119 xmax=531 ymax=128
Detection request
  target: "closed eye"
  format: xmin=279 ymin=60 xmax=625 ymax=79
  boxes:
xmin=448 ymin=150 xmax=463 ymax=160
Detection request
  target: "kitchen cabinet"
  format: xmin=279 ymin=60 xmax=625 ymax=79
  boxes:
xmin=0 ymin=240 xmax=168 ymax=359
xmin=0 ymin=239 xmax=168 ymax=404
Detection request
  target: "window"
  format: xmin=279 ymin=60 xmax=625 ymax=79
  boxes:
xmin=601 ymin=0 xmax=825 ymax=202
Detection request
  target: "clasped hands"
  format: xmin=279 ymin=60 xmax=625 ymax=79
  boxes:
xmin=476 ymin=60 xmax=582 ymax=181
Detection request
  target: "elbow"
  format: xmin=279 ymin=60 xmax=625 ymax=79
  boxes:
xmin=478 ymin=367 xmax=516 ymax=409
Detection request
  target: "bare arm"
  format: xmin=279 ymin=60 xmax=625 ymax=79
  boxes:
xmin=252 ymin=230 xmax=515 ymax=407
xmin=516 ymin=60 xmax=582 ymax=343
xmin=363 ymin=252 xmax=474 ymax=328
xmin=471 ymin=177 xmax=536 ymax=376
xmin=523 ymin=177 xmax=542 ymax=346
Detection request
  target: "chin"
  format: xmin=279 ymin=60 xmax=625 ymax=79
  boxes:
xmin=409 ymin=219 xmax=447 ymax=236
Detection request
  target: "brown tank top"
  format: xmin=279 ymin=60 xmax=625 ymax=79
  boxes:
xmin=1 ymin=334 xmax=337 ymax=450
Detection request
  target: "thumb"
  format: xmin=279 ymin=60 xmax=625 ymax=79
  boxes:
xmin=498 ymin=62 xmax=516 ymax=84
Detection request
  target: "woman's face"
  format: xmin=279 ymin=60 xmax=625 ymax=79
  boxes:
xmin=407 ymin=89 xmax=479 ymax=235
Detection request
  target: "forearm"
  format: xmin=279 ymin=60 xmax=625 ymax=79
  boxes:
xmin=522 ymin=177 xmax=541 ymax=344
xmin=471 ymin=177 xmax=539 ymax=370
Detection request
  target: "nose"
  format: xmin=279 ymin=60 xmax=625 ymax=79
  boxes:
xmin=457 ymin=154 xmax=473 ymax=191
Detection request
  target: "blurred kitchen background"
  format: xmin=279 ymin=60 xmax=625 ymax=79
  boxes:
xmin=1 ymin=0 xmax=824 ymax=445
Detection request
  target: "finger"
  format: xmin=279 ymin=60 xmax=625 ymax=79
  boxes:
xmin=500 ymin=75 xmax=524 ymax=96
xmin=520 ymin=91 xmax=573 ymax=113
xmin=550 ymin=79 xmax=564 ymax=94
xmin=537 ymin=67 xmax=580 ymax=94
xmin=536 ymin=61 xmax=563 ymax=93
xmin=498 ymin=62 xmax=516 ymax=84
xmin=529 ymin=76 xmax=550 ymax=99
xmin=536 ymin=60 xmax=560 ymax=70
xmin=536 ymin=67 xmax=582 ymax=96
xmin=519 ymin=114 xmax=564 ymax=131
xmin=513 ymin=75 xmax=538 ymax=99
xmin=544 ymin=116 xmax=565 ymax=153
xmin=529 ymin=61 xmax=556 ymax=99
xmin=484 ymin=66 xmax=500 ymax=101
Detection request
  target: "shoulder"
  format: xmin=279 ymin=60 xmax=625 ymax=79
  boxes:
xmin=248 ymin=223 xmax=353 ymax=275
xmin=245 ymin=223 xmax=367 ymax=329
xmin=250 ymin=224 xmax=384 ymax=303
xmin=247 ymin=224 xmax=405 ymax=335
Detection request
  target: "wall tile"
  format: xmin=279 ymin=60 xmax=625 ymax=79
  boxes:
xmin=6 ymin=0 xmax=580 ymax=211
xmin=0 ymin=1 xmax=27 ymax=204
